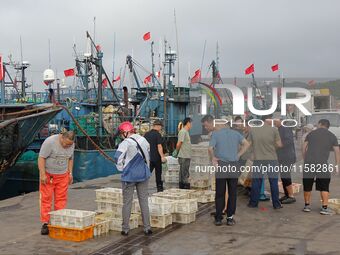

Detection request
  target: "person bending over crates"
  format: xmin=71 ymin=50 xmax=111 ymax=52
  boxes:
xmin=114 ymin=122 xmax=153 ymax=236
xmin=38 ymin=131 xmax=75 ymax=235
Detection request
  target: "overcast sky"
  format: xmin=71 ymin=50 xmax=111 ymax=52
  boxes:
xmin=1 ymin=0 xmax=340 ymax=91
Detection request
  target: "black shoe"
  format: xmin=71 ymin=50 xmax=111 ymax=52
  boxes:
xmin=279 ymin=195 xmax=288 ymax=202
xmin=183 ymin=183 xmax=191 ymax=189
xmin=41 ymin=223 xmax=49 ymax=235
xmin=281 ymin=197 xmax=296 ymax=204
xmin=274 ymin=204 xmax=283 ymax=209
xmin=214 ymin=220 xmax=222 ymax=226
xmin=179 ymin=182 xmax=184 ymax=189
xmin=226 ymin=218 xmax=236 ymax=226
xmin=144 ymin=229 xmax=153 ymax=236
xmin=121 ymin=230 xmax=129 ymax=236
xmin=157 ymin=186 xmax=164 ymax=192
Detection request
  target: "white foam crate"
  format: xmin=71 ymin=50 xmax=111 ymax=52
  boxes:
xmin=151 ymin=214 xmax=172 ymax=228
xmin=49 ymin=209 xmax=96 ymax=229
xmin=153 ymin=191 xmax=190 ymax=200
xmin=95 ymin=187 xmax=123 ymax=203
xmin=166 ymin=188 xmax=196 ymax=195
xmin=189 ymin=190 xmax=204 ymax=199
xmin=197 ymin=190 xmax=215 ymax=203
xmin=172 ymin=212 xmax=196 ymax=224
xmin=190 ymin=156 xmax=210 ymax=165
xmin=94 ymin=216 xmax=110 ymax=237
xmin=166 ymin=170 xmax=179 ymax=177
xmin=328 ymin=199 xmax=340 ymax=214
xmin=149 ymin=197 xmax=175 ymax=215
xmin=109 ymin=214 xmax=139 ymax=231
xmin=96 ymin=200 xmax=139 ymax=215
xmin=164 ymin=174 xmax=179 ymax=184
xmin=165 ymin=156 xmax=179 ymax=165
xmin=190 ymin=178 xmax=210 ymax=189
xmin=174 ymin=199 xmax=198 ymax=214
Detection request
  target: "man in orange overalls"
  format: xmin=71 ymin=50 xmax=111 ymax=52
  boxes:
xmin=38 ymin=131 xmax=75 ymax=235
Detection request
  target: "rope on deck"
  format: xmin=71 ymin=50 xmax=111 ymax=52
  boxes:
xmin=58 ymin=105 xmax=117 ymax=164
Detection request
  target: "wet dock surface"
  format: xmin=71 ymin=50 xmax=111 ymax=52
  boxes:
xmin=1 ymin=152 xmax=340 ymax=254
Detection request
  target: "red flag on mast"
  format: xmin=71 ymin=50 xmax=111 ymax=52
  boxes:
xmin=245 ymin=64 xmax=254 ymax=75
xmin=190 ymin=69 xmax=201 ymax=84
xmin=143 ymin=32 xmax=151 ymax=41
xmin=113 ymin=75 xmax=121 ymax=83
xmin=102 ymin=78 xmax=108 ymax=88
xmin=64 ymin=68 xmax=75 ymax=77
xmin=271 ymin=64 xmax=279 ymax=72
xmin=143 ymin=74 xmax=152 ymax=84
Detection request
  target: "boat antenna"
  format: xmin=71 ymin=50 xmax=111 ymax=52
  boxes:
xmin=48 ymin=39 xmax=51 ymax=69
xmin=20 ymin=36 xmax=23 ymax=64
xmin=112 ymin=32 xmax=116 ymax=82
xmin=216 ymin=41 xmax=220 ymax=71
xmin=174 ymin=9 xmax=180 ymax=87
xmin=200 ymin=40 xmax=207 ymax=83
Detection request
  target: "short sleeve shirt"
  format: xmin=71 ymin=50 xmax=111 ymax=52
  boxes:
xmin=305 ymin=128 xmax=338 ymax=163
xmin=144 ymin=129 xmax=163 ymax=162
xmin=209 ymin=128 xmax=244 ymax=162
xmin=39 ymin=135 xmax=75 ymax=174
xmin=178 ymin=128 xmax=192 ymax=159
xmin=249 ymin=125 xmax=281 ymax=160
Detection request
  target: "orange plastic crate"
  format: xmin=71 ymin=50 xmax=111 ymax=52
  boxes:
xmin=48 ymin=225 xmax=94 ymax=242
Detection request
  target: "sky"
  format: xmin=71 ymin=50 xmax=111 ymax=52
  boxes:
xmin=1 ymin=0 xmax=340 ymax=91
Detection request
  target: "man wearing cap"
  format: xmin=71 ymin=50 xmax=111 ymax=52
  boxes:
xmin=144 ymin=120 xmax=166 ymax=192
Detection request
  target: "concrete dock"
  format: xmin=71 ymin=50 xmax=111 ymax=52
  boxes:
xmin=1 ymin=170 xmax=340 ymax=255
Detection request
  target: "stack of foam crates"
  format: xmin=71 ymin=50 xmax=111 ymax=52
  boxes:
xmin=135 ymin=197 xmax=174 ymax=229
xmin=189 ymin=144 xmax=211 ymax=190
xmin=95 ymin=187 xmax=139 ymax=232
xmin=164 ymin=156 xmax=180 ymax=184
xmin=153 ymin=189 xmax=198 ymax=224
xmin=48 ymin=209 xmax=96 ymax=242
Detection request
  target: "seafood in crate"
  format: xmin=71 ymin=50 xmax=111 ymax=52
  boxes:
xmin=48 ymin=209 xmax=96 ymax=229
xmin=197 ymin=190 xmax=215 ymax=203
xmin=150 ymin=214 xmax=172 ymax=228
xmin=174 ymin=199 xmax=198 ymax=214
xmin=109 ymin=214 xmax=139 ymax=231
xmin=172 ymin=212 xmax=196 ymax=224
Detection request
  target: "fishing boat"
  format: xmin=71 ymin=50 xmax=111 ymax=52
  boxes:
xmin=0 ymin=103 xmax=61 ymax=186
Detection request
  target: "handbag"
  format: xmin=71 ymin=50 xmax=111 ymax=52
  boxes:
xmin=123 ymin=137 xmax=151 ymax=182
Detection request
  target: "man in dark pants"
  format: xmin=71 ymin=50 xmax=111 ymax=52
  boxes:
xmin=248 ymin=115 xmax=283 ymax=209
xmin=208 ymin=121 xmax=250 ymax=226
xmin=144 ymin=120 xmax=166 ymax=192
xmin=274 ymin=118 xmax=297 ymax=204
xmin=176 ymin=118 xmax=192 ymax=189
xmin=302 ymin=119 xmax=340 ymax=215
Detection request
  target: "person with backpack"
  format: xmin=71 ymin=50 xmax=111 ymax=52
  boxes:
xmin=114 ymin=122 xmax=152 ymax=236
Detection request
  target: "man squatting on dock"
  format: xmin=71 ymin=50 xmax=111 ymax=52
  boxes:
xmin=38 ymin=131 xmax=75 ymax=235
